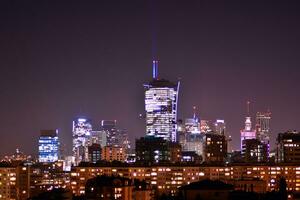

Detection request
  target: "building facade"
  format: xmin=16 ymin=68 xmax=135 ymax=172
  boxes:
xmin=242 ymin=138 xmax=268 ymax=163
xmin=101 ymin=146 xmax=126 ymax=162
xmin=277 ymin=131 xmax=300 ymax=163
xmin=72 ymin=118 xmax=92 ymax=165
xmin=256 ymin=111 xmax=271 ymax=144
xmin=203 ymin=133 xmax=227 ymax=164
xmin=38 ymin=130 xmax=59 ymax=163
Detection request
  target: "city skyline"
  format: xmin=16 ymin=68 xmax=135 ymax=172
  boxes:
xmin=1 ymin=1 xmax=300 ymax=156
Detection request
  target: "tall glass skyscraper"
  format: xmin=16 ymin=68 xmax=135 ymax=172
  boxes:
xmin=38 ymin=129 xmax=59 ymax=163
xmin=144 ymin=61 xmax=180 ymax=142
xmin=72 ymin=117 xmax=92 ymax=165
xmin=256 ymin=111 xmax=271 ymax=144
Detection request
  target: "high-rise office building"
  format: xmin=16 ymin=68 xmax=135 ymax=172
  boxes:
xmin=100 ymin=120 xmax=131 ymax=155
xmin=72 ymin=117 xmax=92 ymax=165
xmin=214 ymin=119 xmax=226 ymax=135
xmin=135 ymin=136 xmax=180 ymax=164
xmin=203 ymin=133 xmax=227 ymax=164
xmin=88 ymin=143 xmax=101 ymax=164
xmin=90 ymin=130 xmax=107 ymax=148
xmin=38 ymin=130 xmax=59 ymax=163
xmin=101 ymin=120 xmax=117 ymax=146
xmin=200 ymin=120 xmax=212 ymax=133
xmin=256 ymin=111 xmax=271 ymax=144
xmin=184 ymin=115 xmax=204 ymax=156
xmin=242 ymin=138 xmax=268 ymax=163
xmin=144 ymin=61 xmax=180 ymax=142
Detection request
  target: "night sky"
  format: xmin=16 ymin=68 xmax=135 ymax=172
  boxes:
xmin=1 ymin=1 xmax=300 ymax=157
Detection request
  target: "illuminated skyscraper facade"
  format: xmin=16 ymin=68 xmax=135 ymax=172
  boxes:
xmin=144 ymin=61 xmax=180 ymax=142
xmin=72 ymin=118 xmax=92 ymax=165
xmin=38 ymin=129 xmax=59 ymax=163
xmin=184 ymin=116 xmax=204 ymax=156
xmin=214 ymin=119 xmax=226 ymax=135
xmin=256 ymin=111 xmax=271 ymax=144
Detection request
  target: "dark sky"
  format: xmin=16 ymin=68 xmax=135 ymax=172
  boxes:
xmin=1 ymin=0 xmax=300 ymax=157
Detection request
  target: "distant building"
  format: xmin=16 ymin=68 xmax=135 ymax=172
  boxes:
xmin=100 ymin=120 xmax=131 ymax=155
xmin=101 ymin=146 xmax=126 ymax=162
xmin=100 ymin=120 xmax=117 ymax=146
xmin=255 ymin=111 xmax=271 ymax=144
xmin=184 ymin=115 xmax=204 ymax=156
xmin=38 ymin=129 xmax=59 ymax=163
xmin=203 ymin=133 xmax=227 ymax=164
xmin=181 ymin=151 xmax=202 ymax=164
xmin=276 ymin=130 xmax=300 ymax=163
xmin=144 ymin=61 xmax=180 ymax=142
xmin=177 ymin=119 xmax=186 ymax=149
xmin=72 ymin=118 xmax=92 ymax=165
xmin=214 ymin=119 xmax=226 ymax=135
xmin=240 ymin=117 xmax=256 ymax=150
xmin=88 ymin=144 xmax=101 ymax=164
xmin=200 ymin=120 xmax=212 ymax=133
xmin=135 ymin=136 xmax=181 ymax=164
xmin=242 ymin=138 xmax=268 ymax=163
xmin=90 ymin=130 xmax=107 ymax=148
xmin=2 ymin=148 xmax=32 ymax=164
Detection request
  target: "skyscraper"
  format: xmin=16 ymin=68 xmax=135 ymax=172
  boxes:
xmin=184 ymin=112 xmax=204 ymax=156
xmin=100 ymin=120 xmax=131 ymax=154
xmin=38 ymin=129 xmax=59 ymax=163
xmin=144 ymin=61 xmax=180 ymax=142
xmin=214 ymin=119 xmax=226 ymax=135
xmin=240 ymin=101 xmax=256 ymax=150
xmin=256 ymin=111 xmax=271 ymax=144
xmin=72 ymin=117 xmax=92 ymax=165
xmin=240 ymin=117 xmax=256 ymax=150
xmin=101 ymin=120 xmax=117 ymax=146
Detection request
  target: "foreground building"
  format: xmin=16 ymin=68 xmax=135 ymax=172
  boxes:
xmin=179 ymin=179 xmax=234 ymax=200
xmin=85 ymin=175 xmax=133 ymax=200
xmin=70 ymin=163 xmax=300 ymax=197
xmin=144 ymin=61 xmax=180 ymax=142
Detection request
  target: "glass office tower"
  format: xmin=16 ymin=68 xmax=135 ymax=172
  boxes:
xmin=38 ymin=129 xmax=59 ymax=163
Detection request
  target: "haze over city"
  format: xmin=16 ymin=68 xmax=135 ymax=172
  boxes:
xmin=1 ymin=1 xmax=300 ymax=156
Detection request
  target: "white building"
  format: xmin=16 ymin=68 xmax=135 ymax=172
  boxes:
xmin=72 ymin=118 xmax=92 ymax=165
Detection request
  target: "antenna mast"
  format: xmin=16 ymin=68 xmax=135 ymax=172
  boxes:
xmin=152 ymin=60 xmax=158 ymax=79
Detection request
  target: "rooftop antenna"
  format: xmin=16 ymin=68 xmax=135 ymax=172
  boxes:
xmin=247 ymin=101 xmax=250 ymax=116
xmin=152 ymin=60 xmax=158 ymax=79
xmin=193 ymin=106 xmax=197 ymax=120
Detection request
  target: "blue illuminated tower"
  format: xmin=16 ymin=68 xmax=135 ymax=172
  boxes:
xmin=38 ymin=129 xmax=59 ymax=163
xmin=144 ymin=61 xmax=180 ymax=142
